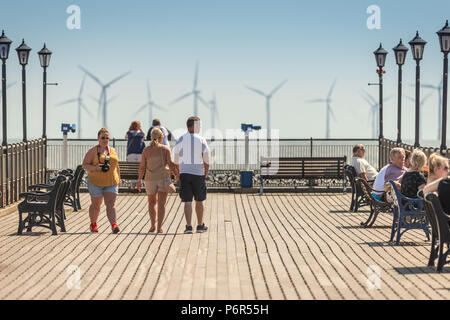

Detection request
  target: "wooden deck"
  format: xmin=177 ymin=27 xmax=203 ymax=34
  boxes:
xmin=0 ymin=192 xmax=449 ymax=300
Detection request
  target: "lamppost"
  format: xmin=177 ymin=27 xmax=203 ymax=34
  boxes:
xmin=409 ymin=31 xmax=427 ymax=148
xmin=16 ymin=39 xmax=31 ymax=189
xmin=0 ymin=30 xmax=12 ymax=205
xmin=0 ymin=30 xmax=12 ymax=147
xmin=37 ymin=44 xmax=52 ymax=140
xmin=373 ymin=43 xmax=388 ymax=140
xmin=393 ymin=39 xmax=409 ymax=145
xmin=437 ymin=20 xmax=450 ymax=154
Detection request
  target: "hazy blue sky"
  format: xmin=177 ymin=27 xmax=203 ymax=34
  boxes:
xmin=1 ymin=0 xmax=449 ymax=143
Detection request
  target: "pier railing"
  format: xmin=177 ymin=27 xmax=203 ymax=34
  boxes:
xmin=47 ymin=138 xmax=379 ymax=171
xmin=0 ymin=139 xmax=47 ymax=208
xmin=379 ymin=138 xmax=450 ymax=168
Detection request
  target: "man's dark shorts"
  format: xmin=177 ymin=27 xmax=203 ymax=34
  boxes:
xmin=179 ymin=173 xmax=207 ymax=202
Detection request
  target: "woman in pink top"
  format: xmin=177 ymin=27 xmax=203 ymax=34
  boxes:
xmin=137 ymin=128 xmax=179 ymax=233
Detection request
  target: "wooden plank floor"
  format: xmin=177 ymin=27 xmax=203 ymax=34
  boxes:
xmin=0 ymin=192 xmax=449 ymax=300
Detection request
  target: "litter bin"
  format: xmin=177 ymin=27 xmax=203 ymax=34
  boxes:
xmin=240 ymin=171 xmax=253 ymax=188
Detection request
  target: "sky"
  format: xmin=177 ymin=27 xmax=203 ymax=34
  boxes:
xmin=0 ymin=0 xmax=450 ymax=144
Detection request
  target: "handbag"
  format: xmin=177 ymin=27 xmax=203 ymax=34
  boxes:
xmin=160 ymin=147 xmax=176 ymax=194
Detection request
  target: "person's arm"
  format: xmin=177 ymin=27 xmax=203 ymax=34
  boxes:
xmin=172 ymin=139 xmax=181 ymax=180
xmin=165 ymin=147 xmax=179 ymax=180
xmin=82 ymin=148 xmax=101 ymax=172
xmin=424 ymin=177 xmax=444 ymax=194
xmin=202 ymin=140 xmax=210 ymax=177
xmin=358 ymin=172 xmax=368 ymax=181
xmin=137 ymin=149 xmax=147 ymax=191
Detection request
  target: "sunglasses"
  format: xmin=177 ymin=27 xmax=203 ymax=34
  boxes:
xmin=100 ymin=136 xmax=110 ymax=140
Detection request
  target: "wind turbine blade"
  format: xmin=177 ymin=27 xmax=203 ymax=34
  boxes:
xmin=107 ymin=95 xmax=119 ymax=104
xmin=88 ymin=94 xmax=100 ymax=103
xmin=146 ymin=79 xmax=152 ymax=102
xmin=57 ymin=98 xmax=78 ymax=106
xmin=405 ymin=96 xmax=415 ymax=102
xmin=78 ymin=65 xmax=103 ymax=86
xmin=330 ymin=108 xmax=337 ymax=122
xmin=245 ymin=86 xmax=266 ymax=97
xmin=193 ymin=61 xmax=199 ymax=91
xmin=79 ymin=74 xmax=86 ymax=97
xmin=421 ymin=92 xmax=433 ymax=104
xmin=170 ymin=92 xmax=193 ymax=105
xmin=106 ymin=71 xmax=131 ymax=87
xmin=384 ymin=95 xmax=393 ymax=103
xmin=306 ymin=99 xmax=326 ymax=103
xmin=198 ymin=95 xmax=209 ymax=108
xmin=269 ymin=79 xmax=287 ymax=96
xmin=6 ymin=81 xmax=16 ymax=89
xmin=81 ymin=103 xmax=94 ymax=117
xmin=360 ymin=94 xmax=373 ymax=106
xmin=134 ymin=104 xmax=148 ymax=115
xmin=421 ymin=84 xmax=437 ymax=89
xmin=327 ymin=79 xmax=337 ymax=99
xmin=361 ymin=89 xmax=377 ymax=104
xmin=154 ymin=104 xmax=166 ymax=111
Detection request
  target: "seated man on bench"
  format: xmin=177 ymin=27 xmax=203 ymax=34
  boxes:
xmin=351 ymin=144 xmax=378 ymax=183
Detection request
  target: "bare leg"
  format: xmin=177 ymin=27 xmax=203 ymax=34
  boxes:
xmin=157 ymin=192 xmax=168 ymax=232
xmin=195 ymin=201 xmax=204 ymax=225
xmin=148 ymin=194 xmax=157 ymax=232
xmin=89 ymin=196 xmax=103 ymax=223
xmin=103 ymin=192 xmax=118 ymax=225
xmin=184 ymin=202 xmax=193 ymax=226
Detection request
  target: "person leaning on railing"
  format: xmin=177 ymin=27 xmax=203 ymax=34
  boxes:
xmin=82 ymin=128 xmax=121 ymax=234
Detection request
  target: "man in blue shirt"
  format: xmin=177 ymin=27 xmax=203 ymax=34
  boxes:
xmin=173 ymin=116 xmax=210 ymax=234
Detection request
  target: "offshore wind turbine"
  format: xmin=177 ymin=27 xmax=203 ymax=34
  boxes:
xmin=406 ymin=92 xmax=433 ymax=141
xmin=170 ymin=62 xmax=208 ymax=116
xmin=57 ymin=75 xmax=93 ymax=138
xmin=206 ymin=93 xmax=220 ymax=131
xmin=134 ymin=79 xmax=166 ymax=128
xmin=422 ymin=80 xmax=443 ymax=140
xmin=245 ymin=80 xmax=287 ymax=139
xmin=79 ymin=65 xmax=131 ymax=128
xmin=306 ymin=79 xmax=337 ymax=139
xmin=360 ymin=90 xmax=392 ymax=139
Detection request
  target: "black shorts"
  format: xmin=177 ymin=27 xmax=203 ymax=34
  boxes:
xmin=179 ymin=173 xmax=207 ymax=202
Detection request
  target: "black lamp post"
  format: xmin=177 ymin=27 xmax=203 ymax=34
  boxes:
xmin=0 ymin=30 xmax=12 ymax=147
xmin=0 ymin=31 xmax=12 ymax=205
xmin=16 ymin=39 xmax=31 ymax=142
xmin=38 ymin=44 xmax=52 ymax=140
xmin=16 ymin=39 xmax=31 ymax=189
xmin=393 ymin=39 xmax=408 ymax=145
xmin=373 ymin=43 xmax=388 ymax=140
xmin=437 ymin=20 xmax=450 ymax=154
xmin=409 ymin=31 xmax=427 ymax=148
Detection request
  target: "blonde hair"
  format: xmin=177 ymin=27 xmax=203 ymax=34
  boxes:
xmin=97 ymin=127 xmax=109 ymax=138
xmin=150 ymin=128 xmax=164 ymax=147
xmin=410 ymin=149 xmax=427 ymax=171
xmin=390 ymin=147 xmax=405 ymax=160
xmin=428 ymin=152 xmax=449 ymax=180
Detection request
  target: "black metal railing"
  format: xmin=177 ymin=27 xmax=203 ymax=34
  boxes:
xmin=379 ymin=138 xmax=450 ymax=168
xmin=46 ymin=138 xmax=379 ymax=171
xmin=0 ymin=138 xmax=46 ymax=208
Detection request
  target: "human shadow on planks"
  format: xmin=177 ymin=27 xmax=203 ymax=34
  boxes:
xmin=393 ymin=266 xmax=450 ymax=274
xmin=329 ymin=210 xmax=370 ymax=214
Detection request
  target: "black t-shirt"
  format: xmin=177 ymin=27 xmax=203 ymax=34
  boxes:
xmin=400 ymin=171 xmax=426 ymax=198
xmin=438 ymin=178 xmax=450 ymax=214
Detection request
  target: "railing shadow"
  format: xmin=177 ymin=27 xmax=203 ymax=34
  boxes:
xmin=337 ymin=225 xmax=391 ymax=229
xmin=394 ymin=266 xmax=450 ymax=274
xmin=361 ymin=241 xmax=429 ymax=247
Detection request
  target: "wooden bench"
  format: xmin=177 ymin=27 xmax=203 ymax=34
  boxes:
xmin=259 ymin=156 xmax=347 ymax=195
xmin=118 ymin=161 xmax=140 ymax=180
